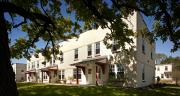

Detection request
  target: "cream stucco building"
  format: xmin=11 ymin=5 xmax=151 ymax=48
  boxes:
xmin=26 ymin=12 xmax=155 ymax=87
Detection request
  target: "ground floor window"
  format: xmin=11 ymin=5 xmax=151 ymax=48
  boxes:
xmin=142 ymin=64 xmax=145 ymax=81
xmin=109 ymin=64 xmax=124 ymax=80
xmin=73 ymin=68 xmax=81 ymax=79
xmin=59 ymin=70 xmax=65 ymax=80
xmin=117 ymin=64 xmax=124 ymax=80
xmin=109 ymin=65 xmax=115 ymax=79
xmin=43 ymin=72 xmax=48 ymax=79
xmin=161 ymin=74 xmax=164 ymax=78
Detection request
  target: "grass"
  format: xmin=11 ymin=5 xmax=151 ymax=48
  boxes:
xmin=17 ymin=83 xmax=180 ymax=96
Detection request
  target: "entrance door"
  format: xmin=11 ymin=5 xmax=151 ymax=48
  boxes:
xmin=87 ymin=69 xmax=93 ymax=84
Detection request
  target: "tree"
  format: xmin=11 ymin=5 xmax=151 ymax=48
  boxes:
xmin=0 ymin=1 xmax=81 ymax=96
xmin=65 ymin=0 xmax=180 ymax=52
xmin=0 ymin=0 xmax=179 ymax=95
xmin=155 ymin=53 xmax=167 ymax=64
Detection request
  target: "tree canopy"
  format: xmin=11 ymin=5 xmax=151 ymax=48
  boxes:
xmin=7 ymin=0 xmax=180 ymax=61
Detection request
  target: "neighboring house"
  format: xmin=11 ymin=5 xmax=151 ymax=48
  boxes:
xmin=155 ymin=63 xmax=173 ymax=80
xmin=26 ymin=11 xmax=155 ymax=87
xmin=12 ymin=63 xmax=27 ymax=82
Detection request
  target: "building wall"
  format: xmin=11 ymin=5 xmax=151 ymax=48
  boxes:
xmin=155 ymin=64 xmax=172 ymax=80
xmin=135 ymin=12 xmax=155 ymax=87
xmin=12 ymin=64 xmax=27 ymax=82
xmin=26 ymin=11 xmax=155 ymax=87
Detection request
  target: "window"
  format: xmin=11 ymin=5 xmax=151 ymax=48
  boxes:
xmin=161 ymin=74 xmax=164 ymax=78
xmin=109 ymin=65 xmax=115 ymax=80
xmin=151 ymin=51 xmax=153 ymax=60
xmin=21 ymin=77 xmax=24 ymax=81
xmin=142 ymin=37 xmax=145 ymax=54
xmin=73 ymin=69 xmax=81 ymax=79
xmin=31 ymin=62 xmax=35 ymax=69
xmin=43 ymin=72 xmax=48 ymax=79
xmin=37 ymin=61 xmax=39 ymax=68
xmin=59 ymin=52 xmax=64 ymax=63
xmin=50 ymin=58 xmax=52 ymax=65
xmin=112 ymin=40 xmax=118 ymax=52
xmin=165 ymin=73 xmax=169 ymax=78
xmin=117 ymin=64 xmax=124 ymax=79
xmin=87 ymin=44 xmax=92 ymax=57
xmin=165 ymin=66 xmax=168 ymax=71
xmin=142 ymin=64 xmax=145 ymax=81
xmin=95 ymin=42 xmax=100 ymax=54
xmin=74 ymin=49 xmax=78 ymax=60
xmin=157 ymin=67 xmax=160 ymax=71
xmin=88 ymin=69 xmax=92 ymax=74
xmin=59 ymin=70 xmax=65 ymax=80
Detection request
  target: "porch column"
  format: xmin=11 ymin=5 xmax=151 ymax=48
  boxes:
xmin=76 ymin=67 xmax=79 ymax=84
xmin=41 ymin=71 xmax=43 ymax=83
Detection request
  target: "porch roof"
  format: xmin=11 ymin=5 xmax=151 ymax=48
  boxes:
xmin=25 ymin=69 xmax=36 ymax=74
xmin=40 ymin=65 xmax=58 ymax=72
xmin=71 ymin=55 xmax=108 ymax=66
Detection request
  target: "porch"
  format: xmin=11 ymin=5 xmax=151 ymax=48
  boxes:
xmin=40 ymin=65 xmax=58 ymax=83
xmin=71 ymin=56 xmax=109 ymax=85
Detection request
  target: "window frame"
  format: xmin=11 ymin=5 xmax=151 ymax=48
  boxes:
xmin=74 ymin=48 xmax=78 ymax=60
xmin=87 ymin=44 xmax=92 ymax=57
xmin=73 ymin=69 xmax=81 ymax=79
xmin=95 ymin=42 xmax=100 ymax=55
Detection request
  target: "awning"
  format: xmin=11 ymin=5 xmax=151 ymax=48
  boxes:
xmin=25 ymin=69 xmax=36 ymax=74
xmin=71 ymin=55 xmax=108 ymax=66
xmin=40 ymin=65 xmax=58 ymax=72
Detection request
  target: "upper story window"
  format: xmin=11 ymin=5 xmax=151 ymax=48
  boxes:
xmin=142 ymin=36 xmax=145 ymax=54
xmin=112 ymin=40 xmax=118 ymax=52
xmin=157 ymin=67 xmax=160 ymax=71
xmin=31 ymin=62 xmax=35 ymax=69
xmin=37 ymin=61 xmax=39 ymax=68
xmin=87 ymin=44 xmax=92 ymax=57
xmin=59 ymin=51 xmax=64 ymax=63
xmin=151 ymin=51 xmax=153 ymax=60
xmin=50 ymin=58 xmax=53 ymax=65
xmin=95 ymin=42 xmax=100 ymax=55
xmin=165 ymin=66 xmax=168 ymax=71
xmin=74 ymin=48 xmax=78 ymax=60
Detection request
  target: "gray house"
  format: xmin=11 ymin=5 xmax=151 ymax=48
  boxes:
xmin=12 ymin=63 xmax=27 ymax=82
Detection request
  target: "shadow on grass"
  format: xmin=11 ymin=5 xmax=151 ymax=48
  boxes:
xmin=17 ymin=83 xmax=180 ymax=96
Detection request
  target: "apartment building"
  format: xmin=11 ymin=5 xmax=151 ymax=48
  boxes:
xmin=26 ymin=12 xmax=155 ymax=87
xmin=12 ymin=63 xmax=27 ymax=82
xmin=155 ymin=63 xmax=173 ymax=80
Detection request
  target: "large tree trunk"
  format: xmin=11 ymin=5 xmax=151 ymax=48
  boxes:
xmin=0 ymin=11 xmax=18 ymax=96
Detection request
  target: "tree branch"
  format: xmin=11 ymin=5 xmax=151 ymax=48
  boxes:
xmin=13 ymin=18 xmax=26 ymax=28
xmin=111 ymin=0 xmax=156 ymax=16
xmin=0 ymin=2 xmax=54 ymax=27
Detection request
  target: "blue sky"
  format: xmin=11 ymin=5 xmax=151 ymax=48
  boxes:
xmin=9 ymin=3 xmax=180 ymax=64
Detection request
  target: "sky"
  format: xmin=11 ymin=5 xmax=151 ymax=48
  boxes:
xmin=9 ymin=2 xmax=180 ymax=64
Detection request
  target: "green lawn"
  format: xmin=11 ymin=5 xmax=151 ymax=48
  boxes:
xmin=17 ymin=83 xmax=180 ymax=96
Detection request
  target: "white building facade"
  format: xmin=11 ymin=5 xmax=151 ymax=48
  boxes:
xmin=155 ymin=64 xmax=173 ymax=80
xmin=26 ymin=12 xmax=155 ymax=87
xmin=12 ymin=63 xmax=27 ymax=82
